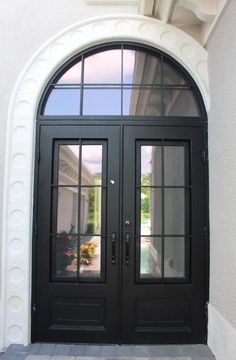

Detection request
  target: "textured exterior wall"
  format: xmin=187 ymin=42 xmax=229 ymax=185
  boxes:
xmin=207 ymin=0 xmax=236 ymax=330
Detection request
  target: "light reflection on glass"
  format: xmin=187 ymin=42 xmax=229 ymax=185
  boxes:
xmin=141 ymin=188 xmax=162 ymax=235
xmin=57 ymin=187 xmax=78 ymax=233
xmin=57 ymin=62 xmax=82 ymax=84
xmin=123 ymin=88 xmax=161 ymax=116
xmin=164 ymin=89 xmax=199 ymax=116
xmin=164 ymin=237 xmax=185 ymax=278
xmin=140 ymin=237 xmax=162 ymax=278
xmin=84 ymin=49 xmax=122 ymax=84
xmin=81 ymin=145 xmax=102 ymax=185
xmin=58 ymin=145 xmax=79 ymax=185
xmin=164 ymin=146 xmax=185 ymax=186
xmin=80 ymin=187 xmax=101 ymax=235
xmin=44 ymin=89 xmax=81 ymax=115
xmin=141 ymin=146 xmax=161 ymax=186
xmin=83 ymin=88 xmax=121 ymax=115
xmin=164 ymin=189 xmax=185 ymax=235
xmin=55 ymin=234 xmax=78 ymax=278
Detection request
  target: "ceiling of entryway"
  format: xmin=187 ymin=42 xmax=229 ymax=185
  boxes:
xmin=85 ymin=0 xmax=231 ymax=46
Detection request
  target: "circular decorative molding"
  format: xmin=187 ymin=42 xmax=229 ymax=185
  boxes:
xmin=2 ymin=14 xmax=209 ymax=348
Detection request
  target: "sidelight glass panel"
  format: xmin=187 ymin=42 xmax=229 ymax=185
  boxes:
xmin=58 ymin=145 xmax=79 ymax=185
xmin=57 ymin=187 xmax=78 ymax=233
xmin=141 ymin=188 xmax=162 ymax=235
xmin=164 ymin=146 xmax=185 ymax=186
xmin=83 ymin=88 xmax=121 ymax=115
xmin=79 ymin=236 xmax=101 ymax=278
xmin=140 ymin=237 xmax=162 ymax=278
xmin=57 ymin=62 xmax=82 ymax=84
xmin=54 ymin=234 xmax=78 ymax=278
xmin=84 ymin=49 xmax=122 ymax=84
xmin=164 ymin=237 xmax=185 ymax=278
xmin=80 ymin=187 xmax=101 ymax=234
xmin=44 ymin=88 xmax=81 ymax=115
xmin=141 ymin=146 xmax=162 ymax=186
xmin=164 ymin=189 xmax=185 ymax=235
xmin=164 ymin=89 xmax=199 ymax=116
xmin=81 ymin=145 xmax=102 ymax=185
xmin=123 ymin=88 xmax=161 ymax=116
xmin=123 ymin=49 xmax=161 ymax=84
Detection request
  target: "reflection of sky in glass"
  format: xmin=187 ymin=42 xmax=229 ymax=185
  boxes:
xmin=83 ymin=89 xmax=121 ymax=115
xmin=57 ymin=62 xmax=81 ymax=84
xmin=44 ymin=89 xmax=80 ymax=115
xmin=141 ymin=146 xmax=152 ymax=175
xmin=84 ymin=50 xmax=122 ymax=84
xmin=82 ymin=145 xmax=102 ymax=176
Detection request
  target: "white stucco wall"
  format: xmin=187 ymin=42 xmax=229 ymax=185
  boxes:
xmin=207 ymin=0 xmax=236 ymax=358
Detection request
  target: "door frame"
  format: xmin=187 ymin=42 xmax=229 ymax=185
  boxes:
xmin=2 ymin=16 xmax=210 ymax=349
xmin=32 ymin=117 xmax=209 ymax=343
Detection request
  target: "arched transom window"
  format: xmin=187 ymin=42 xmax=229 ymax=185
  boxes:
xmin=40 ymin=43 xmax=203 ymax=117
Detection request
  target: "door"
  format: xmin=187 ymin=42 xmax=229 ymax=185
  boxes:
xmin=33 ymin=123 xmax=206 ymax=344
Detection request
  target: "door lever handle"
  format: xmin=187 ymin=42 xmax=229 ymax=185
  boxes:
xmin=111 ymin=232 xmax=116 ymax=264
xmin=125 ymin=232 xmax=130 ymax=265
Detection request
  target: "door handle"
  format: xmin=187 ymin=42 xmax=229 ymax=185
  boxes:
xmin=111 ymin=232 xmax=116 ymax=264
xmin=125 ymin=232 xmax=130 ymax=265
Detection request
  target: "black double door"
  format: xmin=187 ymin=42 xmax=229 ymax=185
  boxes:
xmin=33 ymin=123 xmax=206 ymax=344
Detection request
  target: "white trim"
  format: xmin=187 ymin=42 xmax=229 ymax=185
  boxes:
xmin=0 ymin=14 xmax=209 ymax=349
xmin=208 ymin=303 xmax=236 ymax=360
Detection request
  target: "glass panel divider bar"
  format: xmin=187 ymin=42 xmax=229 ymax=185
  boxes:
xmin=77 ymin=139 xmax=82 ymax=281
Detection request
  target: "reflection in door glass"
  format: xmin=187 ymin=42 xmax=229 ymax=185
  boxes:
xmin=79 ymin=236 xmax=101 ymax=278
xmin=58 ymin=145 xmax=79 ymax=185
xmin=81 ymin=145 xmax=102 ymax=185
xmin=80 ymin=187 xmax=101 ymax=234
xmin=164 ymin=237 xmax=185 ymax=278
xmin=141 ymin=146 xmax=161 ymax=186
xmin=55 ymin=234 xmax=78 ymax=278
xmin=164 ymin=189 xmax=185 ymax=235
xmin=57 ymin=187 xmax=78 ymax=233
xmin=140 ymin=237 xmax=162 ymax=278
xmin=164 ymin=146 xmax=185 ymax=186
xmin=141 ymin=188 xmax=162 ymax=235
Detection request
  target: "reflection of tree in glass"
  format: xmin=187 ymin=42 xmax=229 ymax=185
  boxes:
xmin=141 ymin=175 xmax=150 ymax=219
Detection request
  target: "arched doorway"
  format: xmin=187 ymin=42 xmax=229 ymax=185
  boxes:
xmin=32 ymin=43 xmax=208 ymax=344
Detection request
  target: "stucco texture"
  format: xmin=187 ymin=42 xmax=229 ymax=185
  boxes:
xmin=207 ymin=0 xmax=236 ymax=330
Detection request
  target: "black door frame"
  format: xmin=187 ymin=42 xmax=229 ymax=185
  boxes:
xmin=32 ymin=117 xmax=209 ymax=344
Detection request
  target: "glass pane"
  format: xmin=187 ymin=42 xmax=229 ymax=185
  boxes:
xmin=57 ymin=62 xmax=81 ymax=84
xmin=57 ymin=187 xmax=78 ymax=233
xmin=140 ymin=237 xmax=162 ymax=278
xmin=123 ymin=49 xmax=161 ymax=84
xmin=141 ymin=188 xmax=162 ymax=235
xmin=79 ymin=236 xmax=101 ymax=278
xmin=84 ymin=49 xmax=121 ymax=83
xmin=164 ymin=89 xmax=199 ymax=116
xmin=80 ymin=187 xmax=101 ymax=234
xmin=164 ymin=62 xmax=187 ymax=85
xmin=54 ymin=234 xmax=78 ymax=278
xmin=164 ymin=237 xmax=185 ymax=278
xmin=81 ymin=145 xmax=102 ymax=185
xmin=164 ymin=189 xmax=185 ymax=235
xmin=44 ymin=88 xmax=80 ymax=115
xmin=123 ymin=88 xmax=161 ymax=116
xmin=83 ymin=88 xmax=121 ymax=115
xmin=164 ymin=146 xmax=185 ymax=186
xmin=141 ymin=146 xmax=161 ymax=186
xmin=58 ymin=145 xmax=79 ymax=185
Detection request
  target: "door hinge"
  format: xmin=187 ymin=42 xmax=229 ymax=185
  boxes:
xmin=36 ymin=148 xmax=40 ymax=162
xmin=32 ymin=303 xmax=37 ymax=313
xmin=204 ymin=225 xmax=208 ymax=241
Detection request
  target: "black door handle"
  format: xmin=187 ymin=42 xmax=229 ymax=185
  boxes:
xmin=111 ymin=232 xmax=116 ymax=264
xmin=125 ymin=232 xmax=130 ymax=265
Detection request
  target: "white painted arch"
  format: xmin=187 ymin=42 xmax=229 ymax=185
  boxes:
xmin=0 ymin=14 xmax=209 ymax=348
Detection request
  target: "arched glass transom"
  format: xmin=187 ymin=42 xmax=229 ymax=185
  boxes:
xmin=40 ymin=44 xmax=203 ymax=117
